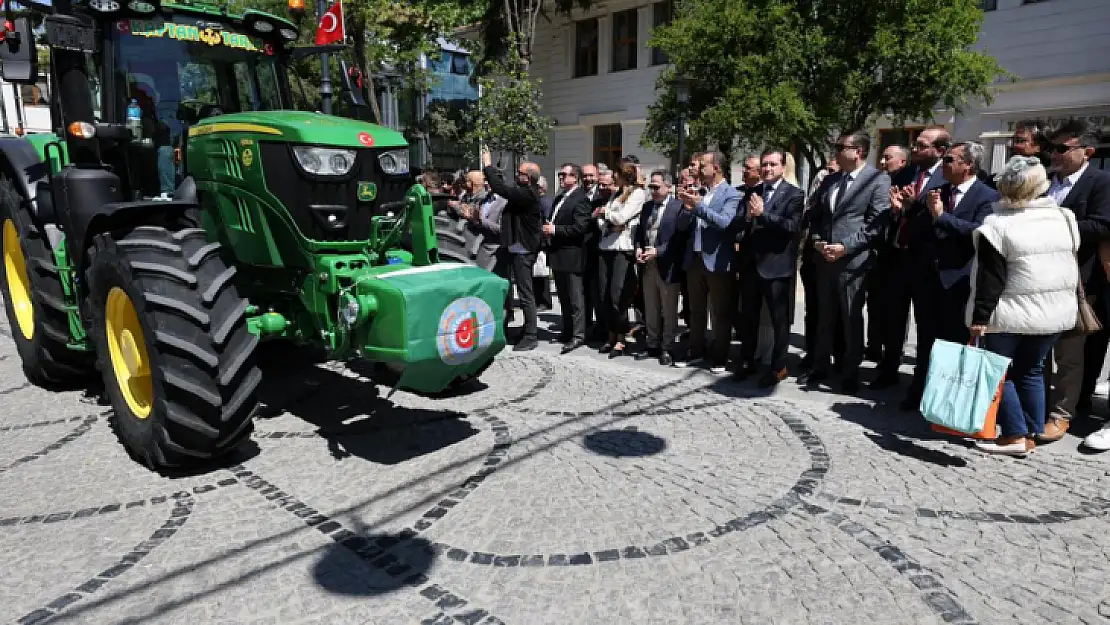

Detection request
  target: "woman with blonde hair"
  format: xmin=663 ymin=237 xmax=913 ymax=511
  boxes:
xmin=783 ymin=152 xmax=799 ymax=186
xmin=967 ymin=155 xmax=1079 ymax=457
xmin=596 ymin=162 xmax=647 ymax=357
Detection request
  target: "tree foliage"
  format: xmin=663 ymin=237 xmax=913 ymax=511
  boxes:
xmin=233 ymin=0 xmax=486 ymax=122
xmin=462 ymin=39 xmax=554 ymax=161
xmin=642 ymin=0 xmax=1010 ymax=170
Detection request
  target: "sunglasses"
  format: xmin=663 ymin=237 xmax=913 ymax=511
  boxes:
xmin=648 ymin=184 xmax=661 ymax=190
xmin=1050 ymin=143 xmax=1084 ymax=154
xmin=557 ymin=171 xmax=576 ymax=177
xmin=833 ymin=143 xmax=858 ymax=152
xmin=942 ymin=155 xmax=957 ymax=163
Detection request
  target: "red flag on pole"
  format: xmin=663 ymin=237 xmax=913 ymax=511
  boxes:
xmin=315 ymin=0 xmax=345 ymax=45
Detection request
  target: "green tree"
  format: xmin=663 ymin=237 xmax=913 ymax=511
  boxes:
xmin=643 ymin=0 xmax=1010 ymax=171
xmin=462 ymin=39 xmax=554 ymax=164
xmin=233 ymin=0 xmax=486 ymax=123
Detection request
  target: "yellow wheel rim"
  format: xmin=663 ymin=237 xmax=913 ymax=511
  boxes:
xmin=2 ymin=219 xmax=34 ymax=340
xmin=105 ymin=287 xmax=154 ymax=419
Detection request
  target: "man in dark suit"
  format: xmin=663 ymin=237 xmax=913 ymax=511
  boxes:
xmin=904 ymin=142 xmax=998 ymax=383
xmin=635 ymin=170 xmax=686 ymax=366
xmin=677 ymin=151 xmax=742 ymax=373
xmin=533 ymin=177 xmax=555 ymax=310
xmin=481 ymin=147 xmax=545 ymax=351
xmin=1044 ymin=119 xmax=1110 ymax=441
xmin=800 ymin=130 xmax=891 ymax=392
xmin=868 ymin=148 xmax=917 ymax=389
xmin=891 ymin=126 xmax=951 ymax=408
xmin=542 ymin=163 xmax=593 ymax=354
xmin=734 ymin=148 xmax=805 ymax=387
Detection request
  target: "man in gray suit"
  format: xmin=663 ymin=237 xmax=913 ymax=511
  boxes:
xmin=801 ymin=130 xmax=891 ymax=392
xmin=455 ymin=170 xmax=510 ymax=316
xmin=676 ymin=150 xmax=741 ymax=373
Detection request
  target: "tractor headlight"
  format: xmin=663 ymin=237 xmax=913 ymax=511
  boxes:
xmin=378 ymin=149 xmax=409 ymax=175
xmin=293 ymin=146 xmax=357 ymax=177
xmin=126 ymin=0 xmax=156 ymax=13
xmin=252 ymin=21 xmax=274 ymax=33
xmin=279 ymin=27 xmax=298 ymax=41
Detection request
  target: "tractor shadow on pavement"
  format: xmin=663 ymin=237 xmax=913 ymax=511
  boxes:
xmin=254 ymin=345 xmax=481 ymax=466
xmin=312 ymin=532 xmax=436 ymax=597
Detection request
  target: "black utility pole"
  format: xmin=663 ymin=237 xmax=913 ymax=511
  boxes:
xmin=318 ymin=0 xmax=332 ymax=114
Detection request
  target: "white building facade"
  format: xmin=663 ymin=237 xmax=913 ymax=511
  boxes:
xmin=956 ymin=0 xmax=1110 ymax=173
xmin=523 ymin=0 xmax=673 ymax=177
xmin=524 ymin=0 xmax=1110 ymax=182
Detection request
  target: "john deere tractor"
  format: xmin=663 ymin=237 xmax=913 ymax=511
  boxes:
xmin=0 ymin=0 xmax=509 ymax=469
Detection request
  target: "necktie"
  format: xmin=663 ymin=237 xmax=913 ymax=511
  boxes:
xmin=914 ymin=170 xmax=928 ymax=197
xmin=945 ymin=187 xmax=957 ymax=213
xmin=834 ymin=174 xmax=850 ymax=209
xmin=763 ymin=183 xmax=773 ymax=205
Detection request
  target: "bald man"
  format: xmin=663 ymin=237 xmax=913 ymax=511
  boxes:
xmin=481 ymin=148 xmax=545 ymax=351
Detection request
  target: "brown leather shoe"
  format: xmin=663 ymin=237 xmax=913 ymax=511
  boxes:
xmin=1036 ymin=417 xmax=1069 ymax=443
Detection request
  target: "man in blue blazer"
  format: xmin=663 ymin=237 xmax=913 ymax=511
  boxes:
xmin=734 ymin=148 xmax=805 ymax=387
xmin=635 ymin=170 xmax=687 ymax=365
xmin=677 ymin=151 xmax=741 ymax=372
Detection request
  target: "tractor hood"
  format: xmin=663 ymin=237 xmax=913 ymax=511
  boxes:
xmin=188 ymin=111 xmax=409 ymax=149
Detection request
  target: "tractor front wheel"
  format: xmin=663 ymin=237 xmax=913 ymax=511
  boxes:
xmin=85 ymin=225 xmax=260 ymax=468
xmin=0 ymin=176 xmax=94 ymax=385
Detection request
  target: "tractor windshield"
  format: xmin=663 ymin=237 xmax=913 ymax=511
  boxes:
xmin=112 ymin=16 xmax=286 ymax=143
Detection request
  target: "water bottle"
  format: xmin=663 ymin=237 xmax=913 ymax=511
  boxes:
xmin=126 ymin=98 xmax=142 ymax=141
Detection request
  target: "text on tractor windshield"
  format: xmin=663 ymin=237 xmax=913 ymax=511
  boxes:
xmin=120 ymin=19 xmax=265 ymax=52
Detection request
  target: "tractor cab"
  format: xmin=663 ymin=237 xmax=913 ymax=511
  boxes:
xmin=106 ymin=13 xmax=292 ymax=199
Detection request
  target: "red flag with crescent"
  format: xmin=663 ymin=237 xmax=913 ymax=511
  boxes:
xmin=315 ymin=0 xmax=345 ymax=45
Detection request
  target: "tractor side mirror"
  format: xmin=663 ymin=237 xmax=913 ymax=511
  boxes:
xmin=0 ymin=18 xmax=38 ymax=84
xmin=339 ymin=60 xmax=368 ymax=109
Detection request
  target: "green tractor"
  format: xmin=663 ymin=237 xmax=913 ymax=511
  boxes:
xmin=0 ymin=0 xmax=510 ymax=469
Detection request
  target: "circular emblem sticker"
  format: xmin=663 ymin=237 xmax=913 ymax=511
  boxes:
xmin=437 ymin=297 xmax=495 ymax=365
xmin=241 ymin=147 xmax=253 ymax=167
xmin=357 ymin=132 xmax=374 ymax=147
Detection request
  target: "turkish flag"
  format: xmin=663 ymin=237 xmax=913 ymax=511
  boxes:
xmin=315 ymin=0 xmax=344 ymax=45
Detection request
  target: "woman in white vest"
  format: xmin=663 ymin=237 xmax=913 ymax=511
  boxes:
xmin=967 ymin=156 xmax=1079 ymax=457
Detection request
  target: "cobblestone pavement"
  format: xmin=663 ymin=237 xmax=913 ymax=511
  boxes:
xmin=2 ymin=305 xmax=1110 ymax=625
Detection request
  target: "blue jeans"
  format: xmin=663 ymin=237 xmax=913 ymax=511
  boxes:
xmin=984 ymin=332 xmax=1059 ymax=437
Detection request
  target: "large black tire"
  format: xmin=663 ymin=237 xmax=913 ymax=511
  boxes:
xmin=432 ymin=212 xmax=498 ymax=272
xmin=85 ymin=225 xmax=260 ymax=469
xmin=0 ymin=176 xmax=94 ymax=385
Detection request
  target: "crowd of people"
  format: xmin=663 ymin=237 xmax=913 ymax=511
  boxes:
xmin=433 ymin=118 xmax=1110 ymax=458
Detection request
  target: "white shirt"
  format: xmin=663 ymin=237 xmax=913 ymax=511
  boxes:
xmin=1048 ymin=162 xmax=1088 ymax=206
xmin=829 ymin=163 xmax=866 ymax=208
xmin=551 ymin=186 xmax=577 ymax=222
xmin=950 ymin=178 xmax=976 ymax=210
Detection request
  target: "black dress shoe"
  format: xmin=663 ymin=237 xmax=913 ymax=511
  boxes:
xmin=758 ymin=368 xmax=788 ymax=388
xmin=659 ymin=352 xmax=674 ymax=366
xmin=598 ymin=343 xmax=613 ymax=354
xmin=797 ymin=370 xmax=828 ymax=385
xmin=560 ymin=339 xmax=584 ymax=354
xmin=868 ymin=373 xmax=900 ymax=390
xmin=899 ymin=396 xmax=920 ymax=412
xmin=513 ymin=337 xmax=538 ymax=352
xmin=841 ymin=377 xmax=860 ymax=394
xmin=732 ymin=362 xmax=758 ymax=381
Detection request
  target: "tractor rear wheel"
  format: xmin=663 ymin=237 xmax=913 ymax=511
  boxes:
xmin=85 ymin=225 xmax=260 ymax=468
xmin=0 ymin=176 xmax=94 ymax=385
xmin=432 ymin=212 xmax=498 ymax=272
